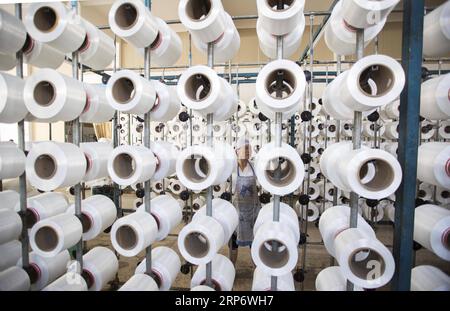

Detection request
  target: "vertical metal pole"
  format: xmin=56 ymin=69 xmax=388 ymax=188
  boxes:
xmin=144 ymin=0 xmax=153 ymax=277
xmin=392 ymin=0 xmax=424 ymax=291
xmin=270 ymin=34 xmax=284 ymax=292
xmin=15 ymin=3 xmax=29 ymax=271
xmin=205 ymin=42 xmax=215 ymax=287
xmin=112 ymin=34 xmax=122 ymax=217
xmin=300 ymin=14 xmax=315 ymax=291
xmin=71 ymin=0 xmax=83 ymax=271
xmin=332 ymin=55 xmax=341 ymax=207
xmin=347 ymin=28 xmax=364 ymax=292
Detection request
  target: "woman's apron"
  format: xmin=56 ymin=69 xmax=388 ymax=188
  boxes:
xmin=233 ymin=162 xmax=261 ymax=247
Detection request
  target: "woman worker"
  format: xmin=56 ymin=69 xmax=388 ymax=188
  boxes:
xmin=229 ymin=137 xmax=261 ymax=264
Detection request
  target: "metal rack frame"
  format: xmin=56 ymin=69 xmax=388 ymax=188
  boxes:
xmin=6 ymin=0 xmax=443 ymax=292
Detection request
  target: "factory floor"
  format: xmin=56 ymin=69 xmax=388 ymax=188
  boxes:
xmin=84 ymin=194 xmax=450 ymax=291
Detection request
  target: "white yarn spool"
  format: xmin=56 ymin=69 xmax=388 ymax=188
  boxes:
xmin=299 ymin=120 xmax=320 ymax=138
xmin=81 ymin=142 xmax=113 ymax=182
xmin=439 ymin=121 xmax=450 ymax=140
xmin=255 ymin=59 xmax=306 ymax=115
xmin=66 ymin=195 xmax=116 ymax=241
xmin=18 ymin=250 xmax=70 ymax=291
xmin=43 ymin=272 xmax=87 ymax=291
xmin=315 ymin=266 xmax=362 ymax=291
xmin=150 ymin=141 xmax=179 ymax=181
xmin=106 ymin=70 xmax=156 ymax=115
xmin=423 ymin=1 xmax=450 ymax=58
xmin=254 ymin=202 xmax=299 ymax=243
xmin=147 ymin=17 xmax=182 ymax=66
xmin=252 ymin=220 xmax=298 ymax=276
xmin=191 ymin=254 xmax=235 ymax=291
xmin=177 ymin=65 xmax=236 ymax=118
xmin=334 ymin=228 xmax=395 ymax=289
xmin=414 ymin=204 xmax=450 ymax=261
xmin=323 ymin=72 xmax=378 ymax=119
xmin=192 ymin=196 xmax=206 ymax=211
xmin=417 ymin=183 xmax=434 ymax=201
xmin=24 ymin=68 xmax=86 ymax=122
xmin=308 ymin=182 xmax=320 ymax=200
xmin=0 ymin=208 xmax=22 ymax=245
xmin=341 ymin=122 xmax=354 ymax=137
xmin=24 ymin=2 xmax=86 ymax=53
xmin=420 ymin=120 xmax=436 ymax=140
xmin=193 ymin=198 xmax=239 ymax=244
xmin=212 ymin=122 xmax=227 ymax=137
xmin=135 ymin=246 xmax=181 ymax=291
xmin=0 ymin=142 xmax=26 ymax=180
xmin=231 ymin=123 xmax=247 ymax=138
xmin=0 ymin=9 xmax=27 ymax=54
xmin=379 ymin=99 xmax=400 ymax=120
xmin=340 ymin=0 xmax=399 ymax=29
xmin=110 ymin=211 xmax=158 ymax=257
xmin=317 ymin=180 xmax=337 ymax=202
xmin=0 ymin=52 xmax=17 ymax=70
xmin=252 ymin=267 xmax=295 ymax=291
xmin=0 ymin=266 xmax=30 ymax=291
xmin=212 ymin=184 xmax=225 ymax=197
xmin=107 ymin=145 xmax=157 ymax=186
xmin=79 ymin=19 xmax=115 ymax=70
xmin=324 ymin=1 xmax=387 ymax=56
xmin=176 ymin=142 xmax=236 ymax=191
xmin=30 ymin=213 xmax=82 ymax=258
xmin=146 ymin=81 xmax=180 ymax=122
xmin=420 ymin=74 xmax=450 ymax=120
xmin=0 ymin=240 xmax=21 ymax=272
xmin=436 ymin=187 xmax=450 ymax=205
xmin=319 ymin=205 xmax=375 ymax=257
xmin=339 ymin=55 xmax=405 ymax=112
xmin=108 ymin=0 xmax=158 ymax=48
xmin=178 ymin=215 xmax=225 ymax=265
xmin=119 ymin=274 xmax=158 ymax=291
xmin=0 ymin=72 xmax=28 ymax=124
xmin=15 ymin=192 xmax=68 ymax=228
xmin=256 ymin=13 xmax=304 ymax=59
xmin=362 ymin=122 xmax=385 ymax=138
xmin=80 ymin=84 xmax=115 ymax=124
xmin=320 ymin=142 xmax=402 ymax=200
xmin=301 ymin=203 xmax=320 ymax=222
xmin=137 ymin=194 xmax=181 ymax=241
xmin=26 ymin=142 xmax=86 ymax=191
xmin=82 ymin=247 xmax=118 ymax=291
xmin=178 ymin=0 xmax=227 ymax=43
xmin=383 ymin=121 xmax=399 ymax=140
xmin=256 ymin=0 xmax=305 ymax=35
xmin=319 ymin=120 xmax=339 ymax=139
xmin=22 ymin=37 xmax=65 ymax=69
xmin=417 ymin=142 xmax=450 ymax=189
xmin=169 ymin=179 xmax=185 ymax=195
xmin=307 ymin=141 xmax=321 ymax=159
xmin=255 ymin=142 xmax=304 ymax=196
xmin=248 ymin=97 xmax=260 ymax=115
xmin=381 ymin=142 xmax=398 ymax=157
xmin=236 ymin=100 xmax=247 ymax=118
xmin=411 ymin=265 xmax=450 ymax=291
xmin=192 ymin=12 xmax=240 ymax=63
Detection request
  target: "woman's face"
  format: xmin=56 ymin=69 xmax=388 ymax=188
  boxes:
xmin=237 ymin=144 xmax=252 ymax=160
